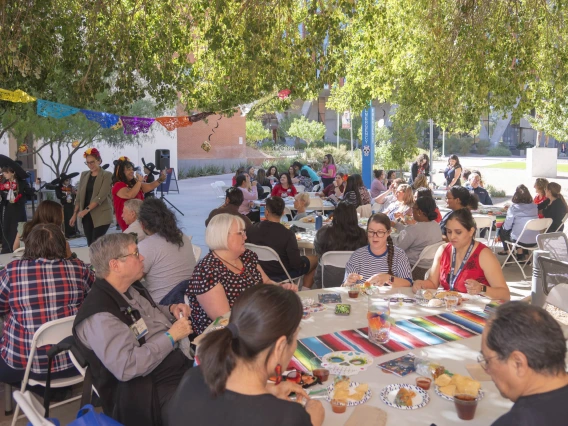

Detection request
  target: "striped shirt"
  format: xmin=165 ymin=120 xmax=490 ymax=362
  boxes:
xmin=344 ymin=245 xmax=413 ymax=284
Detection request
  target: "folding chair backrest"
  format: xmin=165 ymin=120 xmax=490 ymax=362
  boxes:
xmin=192 ymin=245 xmax=202 ymax=261
xmin=321 ymin=251 xmax=354 ymax=268
xmin=262 ymin=186 xmax=271 ymax=193
xmin=473 ymin=216 xmax=494 ymax=230
xmin=537 ymin=256 xmax=568 ymax=297
xmin=546 ymin=283 xmax=568 ymax=312
xmin=308 ymin=197 xmax=324 ymax=214
xmin=412 ymin=242 xmax=444 ymax=270
xmin=524 ymin=218 xmax=553 ymax=232
xmin=552 ymin=213 xmax=568 ymax=232
xmin=295 ymin=185 xmax=305 ymax=193
xmin=32 ymin=316 xmax=75 ymax=349
xmin=245 ymin=243 xmax=295 ymax=283
xmin=537 ymin=232 xmax=568 ymax=261
xmin=357 ymin=204 xmax=373 ymax=219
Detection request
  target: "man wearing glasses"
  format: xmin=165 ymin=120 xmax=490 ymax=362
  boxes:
xmin=480 ymin=302 xmax=568 ymax=425
xmin=73 ymin=233 xmax=192 ymax=426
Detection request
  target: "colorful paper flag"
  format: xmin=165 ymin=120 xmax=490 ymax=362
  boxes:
xmin=37 ymin=99 xmax=80 ymax=119
xmin=120 ymin=116 xmax=155 ymax=135
xmin=0 ymin=89 xmax=36 ymax=103
xmin=155 ymin=116 xmax=193 ymax=131
xmin=80 ymin=110 xmax=120 ymax=129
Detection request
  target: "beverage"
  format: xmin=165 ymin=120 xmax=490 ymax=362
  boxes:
xmin=367 ymin=298 xmax=391 ymax=344
xmin=415 ymin=377 xmax=432 ymax=390
xmin=331 ymin=399 xmax=347 ymax=413
xmin=454 ymin=394 xmax=478 ymax=420
xmin=445 ymin=295 xmax=458 ymax=311
xmin=348 ymin=286 xmax=359 ymax=298
xmin=260 ymin=206 xmax=266 ymax=221
xmin=313 ymin=368 xmax=330 ymax=383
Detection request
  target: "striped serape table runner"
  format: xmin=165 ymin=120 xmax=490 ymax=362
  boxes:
xmin=290 ymin=309 xmax=488 ymax=372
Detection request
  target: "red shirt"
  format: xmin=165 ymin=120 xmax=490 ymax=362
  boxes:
xmin=112 ymin=181 xmax=143 ymax=231
xmin=435 ymin=208 xmax=442 ymax=223
xmin=439 ymin=242 xmax=489 ymax=294
xmin=534 ymin=194 xmax=546 ymax=218
xmin=271 ymin=183 xmax=297 ymax=198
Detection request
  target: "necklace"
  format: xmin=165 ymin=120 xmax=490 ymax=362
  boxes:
xmin=214 ymin=251 xmax=244 ymax=273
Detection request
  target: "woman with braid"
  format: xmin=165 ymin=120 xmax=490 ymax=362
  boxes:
xmin=342 ymin=213 xmax=413 ymax=287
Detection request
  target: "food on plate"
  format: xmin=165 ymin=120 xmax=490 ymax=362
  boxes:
xmin=427 ymin=299 xmax=444 ymax=308
xmin=423 ymin=290 xmax=434 ymax=300
xmin=434 ymin=374 xmax=452 ymax=387
xmin=301 ymin=216 xmax=316 ymax=223
xmin=332 ymin=381 xmax=369 ymax=402
xmin=394 ymin=387 xmax=416 ymax=407
xmin=437 ymin=373 xmax=482 ymax=397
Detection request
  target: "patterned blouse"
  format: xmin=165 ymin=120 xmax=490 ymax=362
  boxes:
xmin=186 ymin=249 xmax=262 ymax=336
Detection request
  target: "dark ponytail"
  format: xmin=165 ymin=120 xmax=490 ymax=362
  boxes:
xmin=198 ymin=285 xmax=303 ymax=397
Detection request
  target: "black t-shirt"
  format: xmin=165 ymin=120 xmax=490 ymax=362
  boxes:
xmin=246 ymin=221 xmax=303 ymax=277
xmin=84 ymin=174 xmax=96 ymax=210
xmin=539 ymin=198 xmax=567 ymax=232
xmin=492 ymin=384 xmax=568 ymax=426
xmin=165 ymin=367 xmax=311 ymax=426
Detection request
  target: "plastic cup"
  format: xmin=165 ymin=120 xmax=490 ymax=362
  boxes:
xmin=367 ymin=297 xmax=391 ymax=344
xmin=330 ymin=398 xmax=347 ymax=413
xmin=445 ymin=295 xmax=459 ymax=311
xmin=347 ymin=285 xmax=360 ymax=299
xmin=454 ymin=394 xmax=478 ymax=420
xmin=416 ymin=376 xmax=432 ymax=390
xmin=310 ymin=356 xmax=330 ymax=383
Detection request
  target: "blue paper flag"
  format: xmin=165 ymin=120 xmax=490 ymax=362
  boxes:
xmin=80 ymin=110 xmax=120 ymax=128
xmin=37 ymin=99 xmax=80 ymax=119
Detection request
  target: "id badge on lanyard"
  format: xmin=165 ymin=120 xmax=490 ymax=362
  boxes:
xmin=449 ymin=240 xmax=475 ymax=291
xmin=126 ymin=307 xmax=149 ymax=340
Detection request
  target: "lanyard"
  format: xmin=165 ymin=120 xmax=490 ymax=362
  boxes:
xmin=449 ymin=240 xmax=475 ymax=291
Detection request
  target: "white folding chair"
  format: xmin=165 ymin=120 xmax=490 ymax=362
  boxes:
xmin=473 ymin=216 xmax=496 ymax=249
xmin=546 ymin=283 xmax=568 ymax=313
xmin=536 ymin=232 xmax=568 ymax=261
xmin=11 ymin=316 xmax=84 ymax=426
xmin=307 ymin=197 xmax=324 ymax=214
xmin=320 ymin=251 xmax=354 ymax=288
xmin=551 ymin=213 xmax=568 ymax=232
xmin=501 ymin=218 xmax=553 ymax=280
xmin=12 ymin=391 xmax=56 ymax=426
xmin=411 ymin=242 xmax=444 ymax=271
xmin=295 ymin=185 xmax=305 ymax=193
xmin=68 ymin=351 xmax=100 ymax=398
xmin=245 ymin=243 xmax=303 ymax=288
xmin=312 ymin=184 xmax=321 ymax=193
xmin=262 ymin=186 xmax=271 ymax=194
xmin=210 ymin=181 xmax=228 ymax=198
xmin=192 ymin=244 xmax=202 ymax=261
xmin=356 ymin=204 xmax=372 ymax=219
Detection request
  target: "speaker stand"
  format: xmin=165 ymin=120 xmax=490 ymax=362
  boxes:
xmin=159 ymin=185 xmax=184 ymax=216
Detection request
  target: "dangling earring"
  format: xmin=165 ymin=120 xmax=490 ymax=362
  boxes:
xmin=274 ymin=364 xmax=282 ymax=385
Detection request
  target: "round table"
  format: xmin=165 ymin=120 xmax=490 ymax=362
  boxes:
xmin=296 ymin=286 xmax=513 ymax=425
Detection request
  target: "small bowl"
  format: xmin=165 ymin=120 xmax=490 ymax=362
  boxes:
xmin=330 ymin=398 xmax=347 ymax=414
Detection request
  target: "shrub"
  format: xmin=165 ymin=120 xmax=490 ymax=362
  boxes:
xmin=245 ymin=120 xmax=270 ymax=147
xmin=487 ymin=146 xmax=512 ymax=157
xmin=476 ymin=139 xmax=491 ymax=155
xmin=287 ymin=116 xmax=326 ymax=145
xmin=445 ymin=135 xmax=473 ymax=156
xmin=486 ymin=184 xmax=506 ymax=197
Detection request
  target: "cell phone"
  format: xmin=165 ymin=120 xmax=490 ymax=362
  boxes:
xmin=335 ymin=304 xmax=351 ymax=316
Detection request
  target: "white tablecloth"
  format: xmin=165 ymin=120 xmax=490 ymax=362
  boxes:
xmin=297 ymin=287 xmax=513 ymax=425
xmin=253 ymin=199 xmax=336 ymax=212
xmin=0 ymin=246 xmax=91 ymax=267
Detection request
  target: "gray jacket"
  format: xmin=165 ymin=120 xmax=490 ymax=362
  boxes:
xmin=503 ymin=203 xmax=539 ymax=243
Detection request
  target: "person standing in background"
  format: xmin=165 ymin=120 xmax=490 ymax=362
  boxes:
xmin=318 ymin=154 xmax=336 ymax=189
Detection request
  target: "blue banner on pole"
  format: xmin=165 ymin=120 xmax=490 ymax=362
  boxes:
xmin=361 ymin=104 xmax=375 ymax=189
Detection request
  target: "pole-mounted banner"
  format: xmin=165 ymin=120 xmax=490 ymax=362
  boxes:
xmin=361 ymin=103 xmax=375 ymax=188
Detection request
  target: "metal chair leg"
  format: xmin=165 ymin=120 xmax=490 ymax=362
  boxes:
xmin=4 ymin=383 xmax=13 ymax=415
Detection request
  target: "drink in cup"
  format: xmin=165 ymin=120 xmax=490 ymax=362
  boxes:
xmin=445 ymin=295 xmax=458 ymax=312
xmin=310 ymin=356 xmax=330 ymax=383
xmin=330 ymin=399 xmax=347 ymax=414
xmin=454 ymin=394 xmax=478 ymax=420
xmin=367 ymin=298 xmax=391 ymax=344
xmin=347 ymin=285 xmax=360 ymax=299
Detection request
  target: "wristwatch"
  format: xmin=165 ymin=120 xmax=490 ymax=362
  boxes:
xmin=389 ymin=275 xmax=395 ymax=284
xmin=481 ymin=285 xmax=487 ymax=293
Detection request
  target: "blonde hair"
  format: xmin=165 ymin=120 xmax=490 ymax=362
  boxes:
xmin=397 ymin=184 xmax=414 ymax=206
xmin=534 ymin=178 xmax=549 ymax=195
xmin=412 ymin=175 xmax=428 ymax=190
xmin=295 ymin=192 xmax=311 ymax=207
xmin=205 ymin=213 xmax=245 ymax=251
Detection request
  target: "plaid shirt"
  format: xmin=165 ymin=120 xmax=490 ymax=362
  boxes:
xmin=0 ymin=258 xmax=94 ymax=374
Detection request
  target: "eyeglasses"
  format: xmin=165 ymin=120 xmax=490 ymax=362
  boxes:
xmin=230 ymin=230 xmax=247 ymax=237
xmin=116 ymin=249 xmax=140 ymax=260
xmin=84 ymin=161 xmax=97 ymax=166
xmin=477 ymin=353 xmax=498 ymax=371
xmin=367 ymin=230 xmax=388 ymax=238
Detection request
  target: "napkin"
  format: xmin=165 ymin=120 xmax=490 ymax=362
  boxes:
xmin=344 ymin=405 xmax=387 ymax=426
xmin=466 ymin=363 xmax=493 ymax=382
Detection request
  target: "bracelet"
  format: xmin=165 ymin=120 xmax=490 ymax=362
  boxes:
xmin=165 ymin=331 xmax=175 ymax=347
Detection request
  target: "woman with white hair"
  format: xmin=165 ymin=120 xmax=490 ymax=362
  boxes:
xmin=187 ymin=214 xmax=296 ymax=336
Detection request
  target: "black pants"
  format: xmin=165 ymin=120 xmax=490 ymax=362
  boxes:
xmin=82 ymin=213 xmax=110 ymax=246
xmin=321 ymin=178 xmax=334 ymax=189
xmin=499 ymin=228 xmax=536 ymax=254
xmin=0 ymin=354 xmax=79 ymax=385
xmin=246 ymin=210 xmax=260 ymax=223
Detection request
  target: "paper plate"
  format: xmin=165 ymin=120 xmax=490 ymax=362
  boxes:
xmin=434 ymin=385 xmax=485 ymax=402
xmin=320 ymin=351 xmax=374 ymax=375
xmin=324 ymin=381 xmax=372 ymax=406
xmin=307 ymin=302 xmax=326 ymax=313
xmin=380 ymin=384 xmax=430 ymax=410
